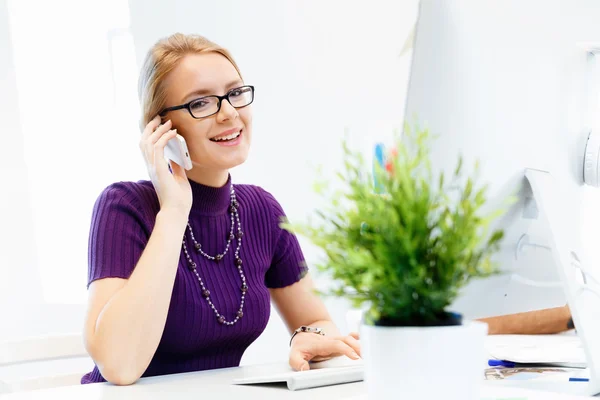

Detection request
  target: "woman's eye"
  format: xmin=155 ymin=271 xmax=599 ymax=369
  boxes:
xmin=229 ymin=89 xmax=242 ymax=97
xmin=191 ymin=100 xmax=209 ymax=109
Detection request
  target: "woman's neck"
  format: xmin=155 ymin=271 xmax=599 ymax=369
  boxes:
xmin=186 ymin=168 xmax=229 ymax=188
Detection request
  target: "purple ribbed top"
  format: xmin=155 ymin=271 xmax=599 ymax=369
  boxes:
xmin=81 ymin=176 xmax=307 ymax=384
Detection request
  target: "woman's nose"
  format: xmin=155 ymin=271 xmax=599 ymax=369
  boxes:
xmin=217 ymin=99 xmax=238 ymax=122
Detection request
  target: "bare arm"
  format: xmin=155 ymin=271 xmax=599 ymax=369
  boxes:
xmin=477 ymin=305 xmax=572 ymax=335
xmin=270 ymin=274 xmax=361 ymax=370
xmin=269 ymin=274 xmax=339 ymax=336
xmin=84 ymin=117 xmax=192 ymax=385
xmin=84 ymin=210 xmax=187 ymax=385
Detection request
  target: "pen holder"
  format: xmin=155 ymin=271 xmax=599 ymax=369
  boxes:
xmin=361 ymin=320 xmax=488 ymax=400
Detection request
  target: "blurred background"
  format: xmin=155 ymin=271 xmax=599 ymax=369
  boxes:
xmin=0 ymin=0 xmax=418 ymax=391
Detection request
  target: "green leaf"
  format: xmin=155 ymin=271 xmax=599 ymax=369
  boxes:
xmin=281 ymin=122 xmax=509 ymax=325
xmin=454 ymin=155 xmax=463 ymax=177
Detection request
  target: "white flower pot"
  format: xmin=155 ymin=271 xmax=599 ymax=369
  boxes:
xmin=360 ymin=319 xmax=488 ymax=400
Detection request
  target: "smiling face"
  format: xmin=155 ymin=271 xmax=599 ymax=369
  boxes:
xmin=161 ymin=52 xmax=252 ymax=178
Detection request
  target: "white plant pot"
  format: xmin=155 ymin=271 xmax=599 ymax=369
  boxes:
xmin=360 ymin=319 xmax=488 ymax=400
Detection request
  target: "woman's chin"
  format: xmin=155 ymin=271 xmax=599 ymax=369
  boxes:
xmin=220 ymin=148 xmax=250 ymax=169
xmin=224 ymin=155 xmax=249 ymax=170
xmin=197 ymin=154 xmax=248 ymax=171
xmin=189 ymin=144 xmax=250 ymax=170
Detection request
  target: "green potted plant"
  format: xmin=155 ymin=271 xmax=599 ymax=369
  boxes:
xmin=283 ymin=123 xmax=508 ymax=399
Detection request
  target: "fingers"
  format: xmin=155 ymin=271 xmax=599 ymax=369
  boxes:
xmin=140 ymin=117 xmax=171 ymax=163
xmin=153 ymin=128 xmax=178 ymax=163
xmin=170 ymin=160 xmax=186 ymax=179
xmin=338 ymin=340 xmax=360 ymax=359
xmin=339 ymin=335 xmax=361 ymax=357
xmin=142 ymin=115 xmax=162 ymax=138
xmin=148 ymin=119 xmax=172 ymax=145
xmin=349 ymin=332 xmax=360 ymax=340
xmin=316 ymin=339 xmax=360 ymax=360
xmin=291 ymin=333 xmax=361 ymax=368
xmin=153 ymin=129 xmax=178 ymax=178
xmin=289 ymin=350 xmax=310 ymax=372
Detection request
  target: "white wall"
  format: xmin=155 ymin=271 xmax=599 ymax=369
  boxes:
xmin=126 ymin=0 xmax=418 ymax=365
xmin=0 ymin=0 xmax=418 ymax=367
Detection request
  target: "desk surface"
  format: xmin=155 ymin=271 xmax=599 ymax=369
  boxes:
xmin=0 ymin=363 xmax=595 ymax=399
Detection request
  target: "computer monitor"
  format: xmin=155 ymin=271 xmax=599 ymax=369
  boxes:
xmin=405 ymin=0 xmax=600 ymax=395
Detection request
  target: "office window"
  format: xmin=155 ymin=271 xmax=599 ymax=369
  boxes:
xmin=8 ymin=0 xmax=144 ymax=304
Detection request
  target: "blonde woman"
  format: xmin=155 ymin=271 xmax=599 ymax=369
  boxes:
xmin=82 ymin=33 xmax=361 ymax=385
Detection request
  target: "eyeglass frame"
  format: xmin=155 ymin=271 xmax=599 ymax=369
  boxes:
xmin=158 ymin=85 xmax=255 ymax=119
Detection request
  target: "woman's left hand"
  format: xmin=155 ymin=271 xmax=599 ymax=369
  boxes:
xmin=289 ymin=332 xmax=361 ymax=371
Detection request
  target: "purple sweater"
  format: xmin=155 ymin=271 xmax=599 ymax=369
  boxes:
xmin=81 ymin=176 xmax=307 ymax=384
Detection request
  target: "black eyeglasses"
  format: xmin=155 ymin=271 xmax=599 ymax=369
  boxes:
xmin=159 ymin=85 xmax=255 ymax=119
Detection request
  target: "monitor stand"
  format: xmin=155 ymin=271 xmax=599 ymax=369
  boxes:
xmin=524 ymin=168 xmax=600 ymax=396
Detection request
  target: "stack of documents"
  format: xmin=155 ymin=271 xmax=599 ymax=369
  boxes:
xmin=485 ymin=334 xmax=586 ymax=368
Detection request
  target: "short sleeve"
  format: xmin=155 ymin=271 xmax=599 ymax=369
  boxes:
xmin=260 ymin=189 xmax=309 ymax=289
xmin=87 ymin=183 xmax=150 ymax=287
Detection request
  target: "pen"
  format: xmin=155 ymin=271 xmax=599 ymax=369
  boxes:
xmin=569 ymin=377 xmax=589 ymax=382
xmin=373 ymin=143 xmax=385 ymax=193
xmin=488 ymin=359 xmax=516 ymax=368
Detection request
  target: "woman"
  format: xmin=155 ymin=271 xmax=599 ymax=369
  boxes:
xmin=82 ymin=33 xmax=361 ymax=385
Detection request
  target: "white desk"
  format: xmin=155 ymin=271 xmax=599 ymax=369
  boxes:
xmin=0 ymin=363 xmax=596 ymax=399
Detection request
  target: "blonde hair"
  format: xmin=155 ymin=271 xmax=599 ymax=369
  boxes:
xmin=137 ymin=33 xmax=242 ymax=131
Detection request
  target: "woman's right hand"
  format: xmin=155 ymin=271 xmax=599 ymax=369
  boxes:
xmin=140 ymin=116 xmax=192 ymax=217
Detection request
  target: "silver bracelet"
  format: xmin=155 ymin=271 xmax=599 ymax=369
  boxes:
xmin=289 ymin=326 xmax=324 ymax=346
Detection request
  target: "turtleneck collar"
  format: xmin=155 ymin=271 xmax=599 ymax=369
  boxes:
xmin=189 ymin=174 xmax=232 ymax=215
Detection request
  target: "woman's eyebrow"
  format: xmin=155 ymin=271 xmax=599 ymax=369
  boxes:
xmin=181 ymin=79 xmax=244 ymax=103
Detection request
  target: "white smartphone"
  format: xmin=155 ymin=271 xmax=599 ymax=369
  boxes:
xmin=164 ymin=133 xmax=193 ymax=171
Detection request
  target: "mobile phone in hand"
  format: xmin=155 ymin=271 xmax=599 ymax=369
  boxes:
xmin=165 ymin=134 xmax=193 ymax=170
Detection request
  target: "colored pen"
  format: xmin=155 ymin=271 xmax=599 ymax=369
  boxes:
xmin=373 ymin=143 xmax=385 ymax=193
xmin=488 ymin=359 xmax=516 ymax=368
xmin=569 ymin=377 xmax=589 ymax=382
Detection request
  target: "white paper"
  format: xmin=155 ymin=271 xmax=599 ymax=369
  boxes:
xmin=486 ymin=335 xmax=586 ymax=367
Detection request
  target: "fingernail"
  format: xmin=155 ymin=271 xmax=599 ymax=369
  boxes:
xmin=351 ymin=352 xmax=359 ymax=359
xmin=300 ymin=364 xmax=308 ymax=371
